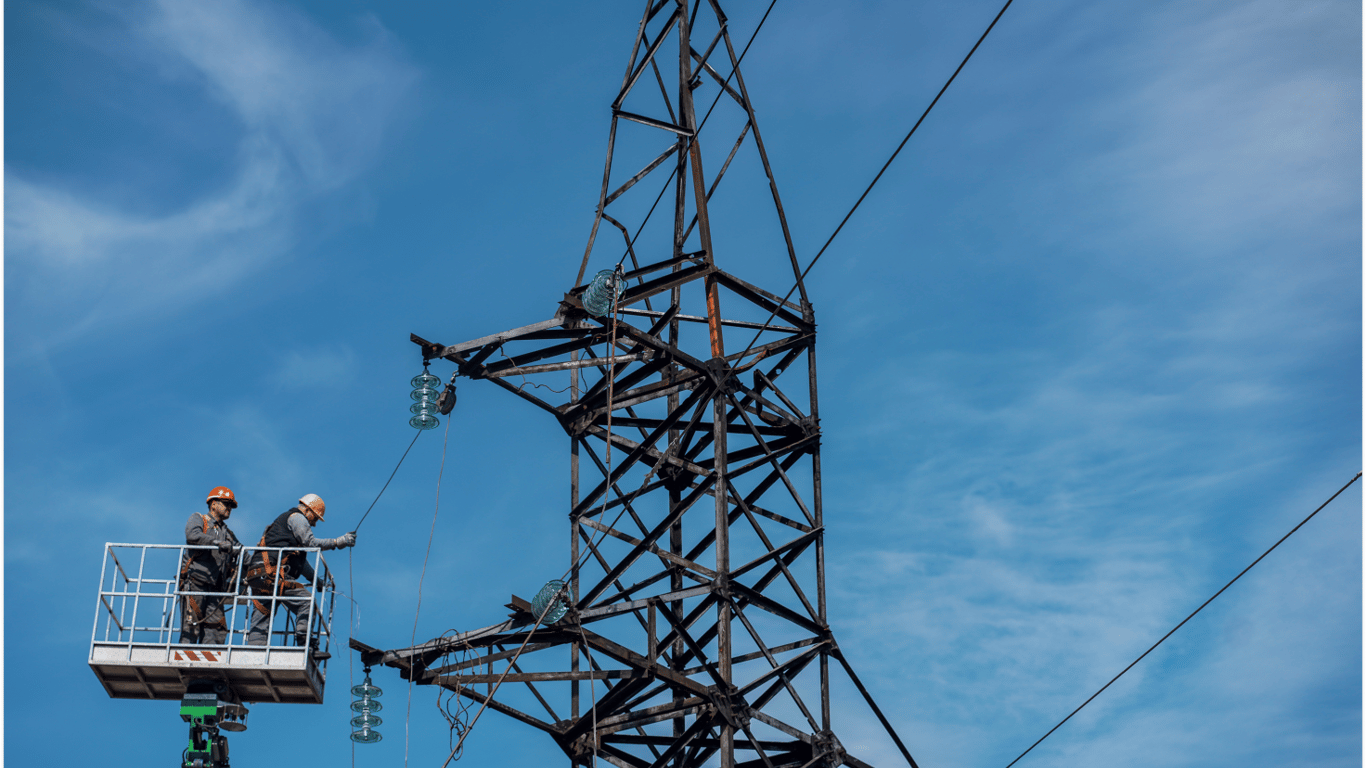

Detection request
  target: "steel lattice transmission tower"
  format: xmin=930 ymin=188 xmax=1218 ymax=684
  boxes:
xmin=356 ymin=3 xmax=917 ymax=767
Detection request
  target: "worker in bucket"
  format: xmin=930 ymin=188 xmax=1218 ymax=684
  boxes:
xmin=179 ymin=486 xmax=242 ymax=644
xmin=243 ymin=493 xmax=355 ymax=658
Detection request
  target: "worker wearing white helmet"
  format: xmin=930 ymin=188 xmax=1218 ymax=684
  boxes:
xmin=243 ymin=493 xmax=355 ymax=657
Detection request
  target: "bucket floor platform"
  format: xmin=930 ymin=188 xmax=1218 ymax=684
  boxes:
xmin=91 ymin=642 xmax=326 ymax=703
xmin=90 ymin=542 xmax=337 ymax=705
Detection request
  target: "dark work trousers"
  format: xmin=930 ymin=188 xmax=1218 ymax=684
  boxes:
xmin=179 ymin=570 xmax=229 ymax=644
xmin=246 ymin=583 xmax=313 ymax=647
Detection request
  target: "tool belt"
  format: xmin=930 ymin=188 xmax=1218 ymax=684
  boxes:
xmin=180 ymin=550 xmax=234 ymax=628
xmin=179 ymin=570 xmax=232 ymax=628
xmin=244 ymin=548 xmax=305 ymax=615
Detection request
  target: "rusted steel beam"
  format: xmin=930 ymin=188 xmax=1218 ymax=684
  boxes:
xmin=488 ymin=352 xmax=654 ymax=378
xmin=716 ymin=27 xmax=808 ymax=305
xmin=480 ymin=333 xmax=606 ymax=375
xmin=694 ymin=637 xmax=826 ymax=672
xmin=729 ymin=528 xmax=822 ymax=582
xmin=437 ymin=684 xmax=564 ymax=735
xmin=618 ymin=307 xmax=797 ymax=333
xmin=595 ymin=697 xmax=707 ymax=735
xmin=602 ymin=416 xmax=793 ymax=437
xmin=577 ymin=473 xmax=716 ymax=607
xmin=438 ymin=669 xmax=645 ymax=684
xmin=691 ymin=48 xmax=745 ymax=106
xmin=727 ymin=581 xmax=822 ymax=636
xmin=436 ymin=315 xmax=581 ymax=358
xmin=424 ymin=642 xmax=555 ymax=676
xmin=608 ymin=141 xmax=683 ymax=206
xmin=581 ymin=518 xmax=718 ymax=580
xmin=578 ymin=585 xmax=712 ymax=623
xmin=730 ymin=601 xmax=822 ymax=733
xmin=573 ymin=384 xmax=710 ymax=516
xmin=613 ymin=8 xmax=682 ymax=111
xmin=729 ymin=491 xmax=821 ymax=621
xmin=574 ymin=358 xmax=677 ymax=419
xmin=832 ymin=648 xmax=921 ymax=768
xmin=616 ymin=109 xmax=694 ymax=137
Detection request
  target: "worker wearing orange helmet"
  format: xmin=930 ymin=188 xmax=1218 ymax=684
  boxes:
xmin=243 ymin=493 xmax=355 ymax=657
xmin=179 ymin=486 xmax=243 ymax=644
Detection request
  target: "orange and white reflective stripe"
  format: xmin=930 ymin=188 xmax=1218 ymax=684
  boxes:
xmin=173 ymin=649 xmax=223 ymax=662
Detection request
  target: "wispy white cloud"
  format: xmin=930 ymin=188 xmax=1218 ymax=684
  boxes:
xmin=6 ymin=0 xmax=418 ymax=343
xmin=816 ymin=0 xmax=1358 ymax=765
xmin=1094 ymin=2 xmax=1360 ymax=247
xmin=272 ymin=344 xmax=358 ymax=388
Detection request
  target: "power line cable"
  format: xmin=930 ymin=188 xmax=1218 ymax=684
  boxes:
xmin=353 ymin=428 xmax=424 ymax=533
xmin=1003 ymin=470 xmax=1363 ymax=768
xmin=731 ymin=0 xmax=1015 ymax=365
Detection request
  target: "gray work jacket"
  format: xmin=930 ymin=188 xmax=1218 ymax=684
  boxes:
xmin=184 ymin=511 xmax=240 ymax=584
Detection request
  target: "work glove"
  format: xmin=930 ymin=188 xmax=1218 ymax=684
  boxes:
xmin=337 ymin=532 xmax=357 ymax=549
xmin=218 ymin=540 xmax=235 ymax=552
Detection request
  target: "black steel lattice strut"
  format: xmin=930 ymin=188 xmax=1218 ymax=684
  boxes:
xmin=357 ymin=4 xmax=918 ymax=767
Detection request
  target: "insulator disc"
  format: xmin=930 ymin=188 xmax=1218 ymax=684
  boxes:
xmin=351 ymin=713 xmax=383 ymax=728
xmin=410 ymin=413 xmax=440 ymax=430
xmin=350 ymin=727 xmax=382 ymax=744
xmin=583 ymin=269 xmax=622 ymax=317
xmin=351 ymin=698 xmax=384 ymax=713
xmin=351 ymin=682 xmax=383 ymax=698
xmin=531 ymin=579 xmax=569 ymax=624
xmin=411 ymin=372 xmax=442 ymax=389
xmin=411 ymin=386 xmax=440 ymax=402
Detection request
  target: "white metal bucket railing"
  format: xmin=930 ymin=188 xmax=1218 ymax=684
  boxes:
xmin=91 ymin=542 xmax=335 ymax=658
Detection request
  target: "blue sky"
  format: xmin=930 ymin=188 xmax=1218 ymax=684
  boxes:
xmin=5 ymin=1 xmax=1361 ymax=766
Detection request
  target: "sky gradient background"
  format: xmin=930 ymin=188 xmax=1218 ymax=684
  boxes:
xmin=5 ymin=1 xmax=1362 ymax=766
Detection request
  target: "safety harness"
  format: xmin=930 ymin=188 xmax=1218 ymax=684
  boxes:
xmin=245 ymin=511 xmax=307 ymax=616
xmin=179 ymin=513 xmax=235 ymax=633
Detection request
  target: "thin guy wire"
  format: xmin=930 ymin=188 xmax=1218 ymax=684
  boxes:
xmin=348 ymin=549 xmax=358 ymax=766
xmin=346 ymin=422 xmax=425 ymax=764
xmin=581 ymin=280 xmax=624 ymax=768
xmin=1003 ymin=470 xmax=1363 ymax=768
xmin=440 ymin=296 xmax=631 ymax=767
xmin=731 ymin=0 xmax=1015 ymax=365
xmin=341 ymin=549 xmax=363 ymax=759
xmin=500 ymin=344 xmax=575 ymax=394
xmin=405 ymin=416 xmax=452 ymax=767
xmin=353 ymin=427 xmax=424 ymax=533
xmin=577 ymin=621 xmax=600 ymax=768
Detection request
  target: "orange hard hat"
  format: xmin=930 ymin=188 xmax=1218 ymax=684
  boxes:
xmin=207 ymin=486 xmax=238 ymax=508
xmin=299 ymin=493 xmax=326 ymax=520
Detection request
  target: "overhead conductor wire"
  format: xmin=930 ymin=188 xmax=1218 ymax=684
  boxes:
xmin=731 ymin=0 xmax=1015 ymax=366
xmin=1003 ymin=470 xmax=1363 ymax=768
